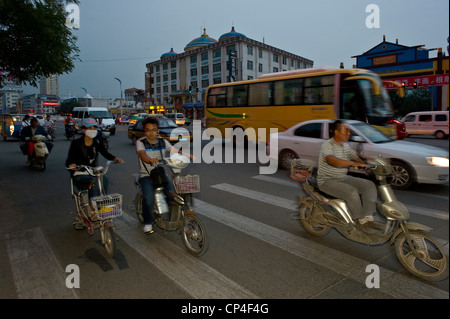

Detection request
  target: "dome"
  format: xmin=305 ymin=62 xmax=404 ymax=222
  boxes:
xmin=160 ymin=48 xmax=177 ymax=59
xmin=184 ymin=28 xmax=217 ymax=52
xmin=219 ymin=26 xmax=246 ymax=41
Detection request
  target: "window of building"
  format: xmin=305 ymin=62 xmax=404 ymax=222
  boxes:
xmin=282 ymin=56 xmax=287 ymax=65
xmin=273 ymin=54 xmax=278 ymax=63
xmin=163 ymin=63 xmax=168 ymax=70
xmin=201 ymin=52 xmax=208 ymax=61
xmin=273 ymin=67 xmax=279 ymax=73
xmin=227 ymin=45 xmax=236 ymax=55
xmin=247 ymin=60 xmax=253 ymax=70
xmin=201 ymin=79 xmax=209 ymax=88
xmin=171 ymin=84 xmax=177 ymax=91
xmin=163 ymin=74 xmax=168 ymax=82
xmin=171 ymin=73 xmax=176 ymax=80
xmin=171 ymin=61 xmax=176 ymax=68
xmin=190 ymin=81 xmax=198 ymax=89
xmin=247 ymin=45 xmax=253 ymax=55
xmin=155 ymin=65 xmax=160 ymax=72
xmin=156 ymin=75 xmax=161 ymax=83
xmin=213 ymin=77 xmax=221 ymax=84
xmin=258 ymin=63 xmax=263 ymax=73
xmin=190 ymin=68 xmax=197 ymax=76
xmin=201 ymin=65 xmax=209 ymax=75
xmin=258 ymin=49 xmax=263 ymax=58
xmin=190 ymin=55 xmax=197 ymax=63
xmin=213 ymin=63 xmax=221 ymax=73
xmin=163 ymin=86 xmax=168 ymax=93
xmin=213 ymin=49 xmax=221 ymax=58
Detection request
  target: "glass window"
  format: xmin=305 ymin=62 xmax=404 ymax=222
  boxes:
xmin=213 ymin=49 xmax=221 ymax=58
xmin=294 ymin=123 xmax=322 ymax=138
xmin=207 ymin=87 xmax=227 ymax=107
xmin=213 ymin=63 xmax=221 ymax=72
xmin=201 ymin=65 xmax=209 ymax=74
xmin=418 ymin=115 xmax=432 ymax=122
xmin=171 ymin=73 xmax=176 ymax=80
xmin=190 ymin=55 xmax=197 ymax=63
xmin=258 ymin=63 xmax=263 ymax=72
xmin=404 ymin=115 xmax=416 ymax=123
xmin=273 ymin=54 xmax=278 ymax=63
xmin=247 ymin=46 xmax=253 ymax=55
xmin=248 ymin=82 xmax=274 ymax=106
xmin=247 ymin=60 xmax=253 ymax=70
xmin=201 ymin=52 xmax=208 ymax=61
xmin=171 ymin=61 xmax=176 ymax=68
xmin=282 ymin=78 xmax=304 ymax=105
xmin=190 ymin=68 xmax=197 ymax=76
xmin=436 ymin=114 xmax=447 ymax=121
xmin=201 ymin=79 xmax=209 ymax=88
xmin=228 ymin=85 xmax=248 ymax=107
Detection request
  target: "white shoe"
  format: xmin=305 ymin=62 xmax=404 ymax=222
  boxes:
xmin=143 ymin=224 xmax=154 ymax=234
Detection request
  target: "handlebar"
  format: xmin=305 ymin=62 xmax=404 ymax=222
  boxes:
xmin=66 ymin=160 xmax=122 ymax=176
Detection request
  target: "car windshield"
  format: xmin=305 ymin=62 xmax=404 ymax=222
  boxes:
xmin=351 ymin=122 xmax=393 ymax=143
xmin=90 ymin=111 xmax=113 ymax=119
xmin=158 ymin=118 xmax=177 ymax=128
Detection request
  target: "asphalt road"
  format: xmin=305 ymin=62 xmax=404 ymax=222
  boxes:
xmin=0 ymin=123 xmax=448 ymax=308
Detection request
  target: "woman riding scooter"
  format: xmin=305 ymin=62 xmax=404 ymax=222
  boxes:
xmin=20 ymin=117 xmax=53 ymax=163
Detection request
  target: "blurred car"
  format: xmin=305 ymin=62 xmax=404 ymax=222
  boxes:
xmin=35 ymin=115 xmax=45 ymax=125
xmin=267 ymin=119 xmax=449 ymax=189
xmin=117 ymin=115 xmax=129 ymax=125
xmin=387 ymin=119 xmax=407 ymax=140
xmin=128 ymin=113 xmax=148 ymax=125
xmin=166 ymin=113 xmax=187 ymax=126
xmin=0 ymin=113 xmax=21 ymax=140
xmin=128 ymin=117 xmax=192 ymax=145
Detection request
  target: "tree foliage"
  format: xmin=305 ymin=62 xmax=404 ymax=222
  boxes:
xmin=390 ymin=89 xmax=432 ymax=117
xmin=0 ymin=0 xmax=79 ymax=87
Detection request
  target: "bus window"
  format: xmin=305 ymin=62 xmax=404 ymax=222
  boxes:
xmin=207 ymin=87 xmax=227 ymax=107
xmin=228 ymin=85 xmax=248 ymax=107
xmin=282 ymin=78 xmax=303 ymax=105
xmin=248 ymin=82 xmax=274 ymax=106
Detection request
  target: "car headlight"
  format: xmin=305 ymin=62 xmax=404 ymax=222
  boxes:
xmin=426 ymin=157 xmax=449 ymax=167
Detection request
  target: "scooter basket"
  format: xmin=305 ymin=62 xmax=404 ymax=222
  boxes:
xmin=173 ymin=174 xmax=200 ymax=194
xmin=91 ymin=193 xmax=123 ymax=220
xmin=290 ymin=159 xmax=315 ymax=181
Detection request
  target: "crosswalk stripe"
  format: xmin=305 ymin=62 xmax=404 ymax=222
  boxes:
xmin=252 ymin=175 xmax=449 ymax=221
xmin=212 ymin=182 xmax=449 ymax=254
xmin=114 ymin=213 xmax=258 ymax=299
xmin=193 ymin=199 xmax=449 ymax=299
xmin=5 ymin=227 xmax=78 ymax=299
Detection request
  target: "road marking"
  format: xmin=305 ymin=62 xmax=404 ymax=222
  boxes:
xmin=212 ymin=182 xmax=448 ymax=261
xmin=5 ymin=227 xmax=78 ymax=299
xmin=193 ymin=199 xmax=449 ymax=299
xmin=114 ymin=213 xmax=258 ymax=299
xmin=252 ymin=175 xmax=449 ymax=221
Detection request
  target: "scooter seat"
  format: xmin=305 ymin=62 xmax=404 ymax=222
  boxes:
xmin=308 ymin=176 xmax=339 ymax=199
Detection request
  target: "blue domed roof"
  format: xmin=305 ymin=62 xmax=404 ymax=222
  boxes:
xmin=184 ymin=28 xmax=217 ymax=51
xmin=160 ymin=48 xmax=177 ymax=59
xmin=219 ymin=26 xmax=246 ymax=41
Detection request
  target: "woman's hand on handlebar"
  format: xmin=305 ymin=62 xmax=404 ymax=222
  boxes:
xmin=113 ymin=157 xmax=125 ymax=164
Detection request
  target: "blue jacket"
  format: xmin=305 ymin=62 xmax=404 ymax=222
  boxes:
xmin=20 ymin=125 xmax=49 ymax=141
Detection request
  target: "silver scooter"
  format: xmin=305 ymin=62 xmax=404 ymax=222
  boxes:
xmin=291 ymin=156 xmax=448 ymax=281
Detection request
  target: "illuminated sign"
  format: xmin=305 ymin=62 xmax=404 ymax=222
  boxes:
xmin=384 ymin=74 xmax=449 ymax=88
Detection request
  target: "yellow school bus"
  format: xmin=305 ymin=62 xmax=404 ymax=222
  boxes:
xmin=205 ymin=67 xmax=400 ymax=142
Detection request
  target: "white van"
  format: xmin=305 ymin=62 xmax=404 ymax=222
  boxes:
xmin=166 ymin=113 xmax=186 ymax=126
xmin=401 ymin=111 xmax=449 ymax=139
xmin=72 ymin=107 xmax=116 ymax=135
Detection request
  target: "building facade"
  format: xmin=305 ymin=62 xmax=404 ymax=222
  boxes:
xmin=352 ymin=36 xmax=449 ymax=110
xmin=145 ymin=27 xmax=313 ymax=114
xmin=39 ymin=74 xmax=59 ymax=96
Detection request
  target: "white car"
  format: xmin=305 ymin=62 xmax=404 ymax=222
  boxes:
xmin=268 ymin=119 xmax=449 ymax=189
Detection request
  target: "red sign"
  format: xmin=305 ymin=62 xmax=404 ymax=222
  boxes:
xmin=42 ymin=102 xmax=59 ymax=106
xmin=384 ymin=74 xmax=449 ymax=88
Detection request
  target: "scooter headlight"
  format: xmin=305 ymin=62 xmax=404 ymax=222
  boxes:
xmin=426 ymin=157 xmax=449 ymax=167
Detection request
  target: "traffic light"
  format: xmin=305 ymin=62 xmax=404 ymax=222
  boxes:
xmin=188 ymin=86 xmax=192 ymax=93
xmin=413 ymin=82 xmax=417 ymax=89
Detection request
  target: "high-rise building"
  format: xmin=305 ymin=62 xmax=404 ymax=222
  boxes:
xmin=39 ymin=74 xmax=59 ymax=96
xmin=145 ymin=27 xmax=313 ymax=112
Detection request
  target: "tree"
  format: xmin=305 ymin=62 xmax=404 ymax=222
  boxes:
xmin=0 ymin=0 xmax=79 ymax=87
xmin=59 ymin=97 xmax=80 ymax=114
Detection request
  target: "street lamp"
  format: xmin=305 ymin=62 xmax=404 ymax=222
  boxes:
xmin=81 ymin=87 xmax=88 ymax=107
xmin=114 ymin=77 xmax=123 ymax=116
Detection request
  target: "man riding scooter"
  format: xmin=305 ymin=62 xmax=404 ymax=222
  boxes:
xmin=20 ymin=117 xmax=54 ymax=164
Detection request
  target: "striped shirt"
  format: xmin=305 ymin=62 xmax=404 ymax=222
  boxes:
xmin=317 ymin=138 xmax=358 ymax=185
xmin=136 ymin=137 xmax=172 ymax=177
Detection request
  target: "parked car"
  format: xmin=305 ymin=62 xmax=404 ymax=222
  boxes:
xmin=268 ymin=119 xmax=449 ymax=189
xmin=128 ymin=117 xmax=192 ymax=145
xmin=0 ymin=113 xmax=22 ymax=140
xmin=401 ymin=111 xmax=449 ymax=139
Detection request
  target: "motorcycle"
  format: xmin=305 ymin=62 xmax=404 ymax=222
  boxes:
xmin=133 ymin=155 xmax=209 ymax=257
xmin=45 ymin=123 xmax=56 ymax=141
xmin=65 ymin=122 xmax=77 ymax=140
xmin=96 ymin=127 xmax=110 ymax=150
xmin=67 ymin=161 xmax=122 ymax=258
xmin=291 ymin=156 xmax=448 ymax=281
xmin=24 ymin=134 xmax=49 ymax=171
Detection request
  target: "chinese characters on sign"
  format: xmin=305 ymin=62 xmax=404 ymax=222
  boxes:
xmin=384 ymin=74 xmax=449 ymax=88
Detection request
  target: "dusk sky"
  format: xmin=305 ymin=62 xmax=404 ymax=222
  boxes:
xmin=21 ymin=0 xmax=450 ymax=100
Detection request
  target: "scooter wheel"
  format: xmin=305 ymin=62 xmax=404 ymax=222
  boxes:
xmin=182 ymin=214 xmax=208 ymax=257
xmin=299 ymin=198 xmax=330 ymax=237
xmin=103 ymin=226 xmax=118 ymax=258
xmin=395 ymin=230 xmax=448 ymax=281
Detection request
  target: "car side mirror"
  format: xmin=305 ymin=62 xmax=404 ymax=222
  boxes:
xmin=349 ymin=135 xmax=365 ymax=143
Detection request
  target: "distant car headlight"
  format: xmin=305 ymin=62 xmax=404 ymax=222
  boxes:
xmin=426 ymin=157 xmax=449 ymax=167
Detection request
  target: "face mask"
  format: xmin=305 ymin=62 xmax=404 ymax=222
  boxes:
xmin=85 ymin=130 xmax=97 ymax=139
